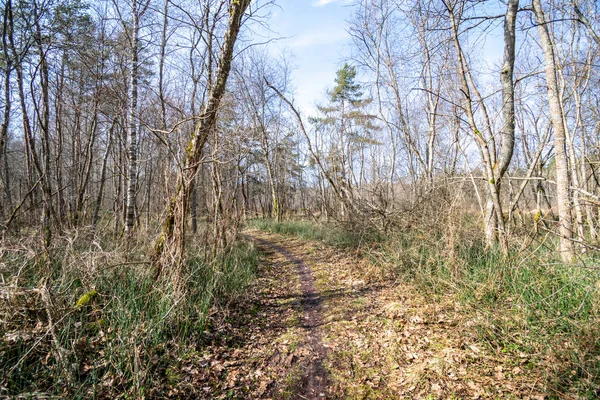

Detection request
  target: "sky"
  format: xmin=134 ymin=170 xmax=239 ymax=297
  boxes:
xmin=253 ymin=0 xmax=505 ymax=118
xmin=260 ymin=0 xmax=355 ymax=116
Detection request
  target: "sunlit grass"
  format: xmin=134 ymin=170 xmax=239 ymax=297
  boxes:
xmin=0 ymin=233 xmax=259 ymax=398
xmin=248 ymin=218 xmax=380 ymax=247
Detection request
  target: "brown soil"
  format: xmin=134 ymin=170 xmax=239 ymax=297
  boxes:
xmin=253 ymin=236 xmax=328 ymax=399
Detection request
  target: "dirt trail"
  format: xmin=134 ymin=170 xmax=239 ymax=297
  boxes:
xmin=181 ymin=230 xmax=547 ymax=399
xmin=253 ymin=236 xmax=328 ymax=399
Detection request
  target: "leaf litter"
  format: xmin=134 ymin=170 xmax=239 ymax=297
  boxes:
xmin=165 ymin=230 xmax=549 ymax=399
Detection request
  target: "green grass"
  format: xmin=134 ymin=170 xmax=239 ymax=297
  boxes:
xmin=248 ymin=218 xmax=380 ymax=247
xmin=252 ymin=218 xmax=600 ymax=398
xmin=0 ymin=234 xmax=259 ymax=398
xmin=388 ymin=235 xmax=600 ymax=398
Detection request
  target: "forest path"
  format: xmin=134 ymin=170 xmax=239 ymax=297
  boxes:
xmin=186 ymin=230 xmax=547 ymax=399
xmin=252 ymin=234 xmax=328 ymax=399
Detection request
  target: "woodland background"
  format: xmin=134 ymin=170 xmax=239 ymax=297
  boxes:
xmin=1 ymin=0 xmax=600 ymax=397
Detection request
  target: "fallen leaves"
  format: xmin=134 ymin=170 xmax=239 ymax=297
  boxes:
xmin=150 ymin=231 xmax=332 ymax=399
xmin=143 ymin=230 xmax=551 ymax=399
xmin=287 ymin=232 xmax=550 ymax=399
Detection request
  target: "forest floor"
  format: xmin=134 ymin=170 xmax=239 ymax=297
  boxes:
xmin=185 ymin=229 xmax=549 ymax=399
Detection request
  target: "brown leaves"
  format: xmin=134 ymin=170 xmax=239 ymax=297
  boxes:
xmin=129 ymin=230 xmax=550 ymax=399
xmin=286 ymin=232 xmax=549 ymax=399
xmin=148 ymin=232 xmax=324 ymax=399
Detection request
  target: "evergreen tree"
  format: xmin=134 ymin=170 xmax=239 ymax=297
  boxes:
xmin=310 ymin=63 xmax=379 ymax=219
xmin=330 ymin=63 xmax=363 ymax=103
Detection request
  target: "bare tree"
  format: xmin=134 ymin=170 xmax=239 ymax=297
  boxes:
xmin=119 ymin=0 xmax=151 ymax=233
xmin=532 ymin=0 xmax=575 ymax=262
xmin=153 ymin=0 xmax=252 ymax=273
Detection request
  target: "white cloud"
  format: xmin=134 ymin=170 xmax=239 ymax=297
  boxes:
xmin=290 ymin=29 xmax=349 ymax=48
xmin=294 ymin=71 xmax=333 ymax=116
xmin=312 ymin=0 xmax=351 ymax=7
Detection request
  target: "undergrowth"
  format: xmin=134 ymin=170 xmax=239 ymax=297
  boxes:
xmin=252 ymin=218 xmax=600 ymax=398
xmin=0 ymin=231 xmax=259 ymax=398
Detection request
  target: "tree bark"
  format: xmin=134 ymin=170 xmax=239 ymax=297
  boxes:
xmin=498 ymin=0 xmax=518 ymax=179
xmin=0 ymin=3 xmax=11 ymax=225
xmin=153 ymin=0 xmax=252 ymax=270
xmin=532 ymin=0 xmax=575 ymax=262
xmin=447 ymin=1 xmax=508 ymax=253
xmin=125 ymin=0 xmax=141 ymax=233
xmin=93 ymin=120 xmax=115 ymax=230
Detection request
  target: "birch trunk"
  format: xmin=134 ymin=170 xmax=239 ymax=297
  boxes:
xmin=125 ymin=0 xmax=140 ymax=233
xmin=532 ymin=0 xmax=575 ymax=262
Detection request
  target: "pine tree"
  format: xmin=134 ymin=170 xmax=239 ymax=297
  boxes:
xmin=310 ymin=63 xmax=379 ymax=220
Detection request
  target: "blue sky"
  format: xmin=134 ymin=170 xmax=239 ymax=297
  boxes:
xmin=262 ymin=0 xmax=355 ymax=115
xmin=256 ymin=1 xmax=505 ymax=117
xmin=254 ymin=0 xmax=507 ymax=116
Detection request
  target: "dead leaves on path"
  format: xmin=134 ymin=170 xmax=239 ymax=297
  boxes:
xmin=303 ymin=238 xmax=548 ymax=400
xmin=166 ymin=231 xmax=549 ymax=399
xmin=162 ymin=232 xmax=324 ymax=399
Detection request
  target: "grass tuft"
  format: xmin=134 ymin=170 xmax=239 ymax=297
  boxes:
xmin=248 ymin=218 xmax=380 ymax=248
xmin=0 ymin=231 xmax=259 ymax=398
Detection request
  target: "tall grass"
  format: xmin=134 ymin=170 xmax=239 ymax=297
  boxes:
xmin=0 ymin=232 xmax=259 ymax=398
xmin=392 ymin=234 xmax=600 ymax=397
xmin=253 ymin=218 xmax=600 ymax=397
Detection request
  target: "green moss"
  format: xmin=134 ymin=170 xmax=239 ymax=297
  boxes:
xmin=185 ymin=140 xmax=195 ymax=159
xmin=165 ymin=366 xmax=180 ymax=385
xmin=153 ymin=194 xmax=178 ymax=257
xmin=75 ymin=290 xmax=98 ymax=308
xmin=154 ymin=231 xmax=167 ymax=256
xmin=87 ymin=318 xmax=107 ymax=333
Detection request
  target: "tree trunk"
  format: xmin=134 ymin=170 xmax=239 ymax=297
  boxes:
xmin=32 ymin=0 xmax=55 ymax=248
xmin=152 ymin=0 xmax=251 ymax=272
xmin=190 ymin=176 xmax=198 ymax=234
xmin=93 ymin=121 xmax=115 ymax=230
xmin=447 ymin=3 xmax=508 ymax=253
xmin=532 ymin=0 xmax=574 ymax=262
xmin=0 ymin=6 xmax=11 ymax=225
xmin=125 ymin=0 xmax=141 ymax=233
